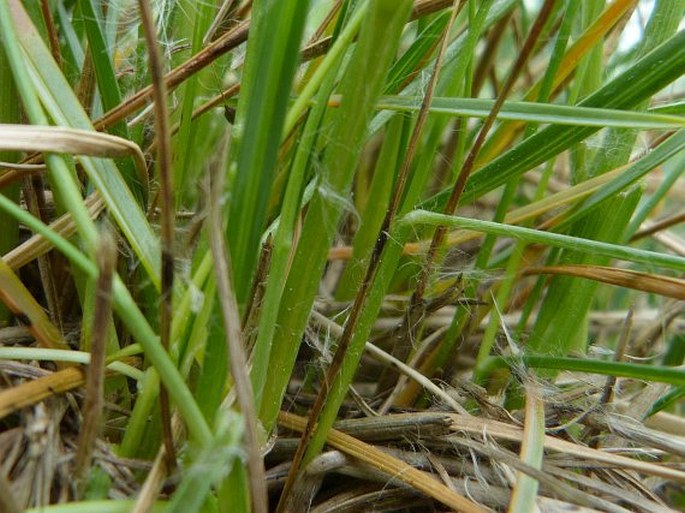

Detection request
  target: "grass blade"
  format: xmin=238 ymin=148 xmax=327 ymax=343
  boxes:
xmin=228 ymin=0 xmax=311 ymax=303
xmin=375 ymin=95 xmax=685 ymax=128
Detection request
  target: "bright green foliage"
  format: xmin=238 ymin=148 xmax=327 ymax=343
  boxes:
xmin=1 ymin=0 xmax=684 ymax=510
xmin=258 ymin=0 xmax=414 ymax=431
xmin=228 ymin=0 xmax=311 ymax=304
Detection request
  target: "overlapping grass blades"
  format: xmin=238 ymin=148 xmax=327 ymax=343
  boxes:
xmin=227 ymin=0 xmax=310 ymax=303
xmin=1 ymin=1 xmax=684 ymax=510
xmin=258 ymin=0 xmax=413 ymax=431
xmin=6 ymin=0 xmax=160 ymax=286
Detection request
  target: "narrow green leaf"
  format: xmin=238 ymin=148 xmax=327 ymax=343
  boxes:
xmin=489 ymin=356 xmax=685 ymax=387
xmin=0 ymin=32 xmax=21 ymax=324
xmin=426 ymin=29 xmax=685 ymax=208
xmin=374 ymin=96 xmax=685 ymax=129
xmin=259 ymin=0 xmax=414 ymax=431
xmin=228 ymin=0 xmax=311 ymax=303
xmin=399 ymin=210 xmax=685 ymax=273
xmin=383 ymin=11 xmax=450 ymax=94
xmin=76 ymin=0 xmax=142 ymax=203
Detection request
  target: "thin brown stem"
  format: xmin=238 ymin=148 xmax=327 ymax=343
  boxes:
xmin=586 ymin=307 xmax=633 ymax=449
xmin=411 ymin=0 xmax=558 ymax=308
xmin=137 ymin=0 xmax=176 ymax=472
xmin=632 ymin=211 xmax=685 ymax=241
xmin=306 ymin=0 xmax=342 ymax=46
xmin=24 ymin=175 xmax=64 ymax=333
xmin=208 ymin=152 xmax=268 ymax=513
xmin=39 ymin=0 xmax=62 ymax=68
xmin=472 ymin=13 xmax=512 ymax=96
xmin=73 ymin=231 xmax=116 ymax=490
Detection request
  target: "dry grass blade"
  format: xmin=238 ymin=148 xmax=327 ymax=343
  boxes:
xmin=0 ymin=163 xmax=45 ymax=189
xmin=586 ymin=411 xmax=685 ymax=457
xmin=0 ymin=366 xmax=84 ymax=420
xmin=208 ymin=148 xmax=268 ymax=513
xmin=447 ymin=435 xmax=634 ymax=513
xmin=0 ymin=258 xmax=68 ymax=351
xmin=0 ymin=357 xmax=138 ymax=421
xmin=523 ymin=264 xmax=685 ymax=300
xmin=0 ymin=471 xmax=21 ymax=513
xmin=278 ymin=411 xmax=488 ymax=513
xmin=131 ymin=446 xmax=167 ymax=513
xmin=509 ymin=380 xmax=545 ymax=512
xmin=412 ymin=0 xmax=457 ymax=18
xmin=448 ymin=414 xmax=685 ymax=483
xmin=73 ymin=231 xmax=116 ymax=487
xmin=0 ymin=124 xmax=148 ymax=191
xmin=3 ymin=194 xmax=105 ymax=271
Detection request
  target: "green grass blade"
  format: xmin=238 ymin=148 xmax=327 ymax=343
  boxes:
xmin=627 ymin=151 xmax=685 ymax=238
xmin=374 ymin=96 xmax=685 ymax=129
xmin=76 ymin=0 xmax=142 ymax=204
xmin=488 ymin=356 xmax=685 ymax=387
xmin=250 ymin=65 xmax=341 ymax=407
xmin=76 ymin=0 xmax=124 ymax=120
xmin=648 ymin=386 xmax=685 ymax=416
xmin=228 ymin=0 xmax=311 ymax=303
xmin=335 ymin=114 xmax=406 ymax=300
xmin=172 ymin=0 xmax=217 ymax=199
xmin=399 ymin=210 xmax=685 ymax=273
xmin=425 ymin=29 xmax=685 ymax=208
xmin=167 ymin=411 xmax=243 ymax=513
xmin=259 ymin=0 xmax=413 ymax=431
xmin=383 ymin=11 xmax=450 ymax=94
xmin=283 ymin=1 xmax=368 ymax=136
xmin=0 ymin=33 xmax=21 ymax=324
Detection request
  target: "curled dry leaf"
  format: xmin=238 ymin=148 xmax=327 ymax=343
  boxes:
xmin=0 ymin=124 xmax=148 ymax=191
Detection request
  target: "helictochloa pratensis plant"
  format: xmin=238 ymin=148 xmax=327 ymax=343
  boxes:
xmin=0 ymin=0 xmax=684 ymax=511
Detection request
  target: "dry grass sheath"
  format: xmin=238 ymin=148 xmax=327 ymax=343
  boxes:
xmin=208 ymin=149 xmax=268 ymax=513
xmin=73 ymin=231 xmax=116 ymax=486
xmin=0 ymin=1 xmax=683 ymax=512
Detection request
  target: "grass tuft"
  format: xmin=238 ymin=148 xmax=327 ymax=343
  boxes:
xmin=0 ymin=1 xmax=684 ymax=511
